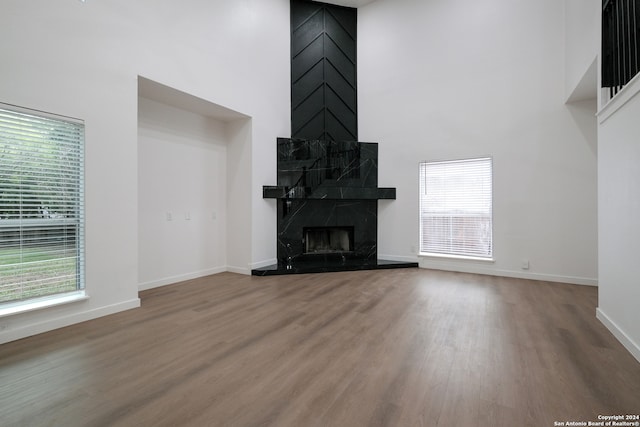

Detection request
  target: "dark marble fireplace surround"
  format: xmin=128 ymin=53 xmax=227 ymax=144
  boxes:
xmin=250 ymin=1 xmax=417 ymax=275
xmin=251 ymin=138 xmax=418 ymax=275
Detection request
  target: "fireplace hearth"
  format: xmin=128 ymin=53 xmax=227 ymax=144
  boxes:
xmin=252 ymin=138 xmax=418 ymax=276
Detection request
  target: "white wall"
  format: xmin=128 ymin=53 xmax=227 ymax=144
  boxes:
xmin=0 ymin=0 xmax=289 ymax=343
xmin=564 ymin=0 xmax=599 ymax=101
xmin=138 ymin=98 xmax=228 ymax=289
xmin=227 ymin=118 xmax=255 ymax=273
xmin=359 ymin=0 xmax=598 ymax=285
xmin=597 ymin=78 xmax=640 ymax=362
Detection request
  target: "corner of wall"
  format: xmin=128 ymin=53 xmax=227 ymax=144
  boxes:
xmin=226 ymin=117 xmax=253 ymax=272
xmin=597 ymin=308 xmax=640 ymax=363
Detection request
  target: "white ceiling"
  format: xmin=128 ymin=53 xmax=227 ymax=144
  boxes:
xmin=321 ymin=0 xmax=378 ymax=8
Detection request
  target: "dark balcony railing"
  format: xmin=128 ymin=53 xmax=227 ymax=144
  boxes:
xmin=602 ymin=0 xmax=640 ymax=100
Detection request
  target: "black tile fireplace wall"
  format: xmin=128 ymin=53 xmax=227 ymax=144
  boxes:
xmin=263 ymin=138 xmax=395 ymax=265
xmin=255 ymin=1 xmax=414 ymax=274
xmin=291 ymin=0 xmax=358 ymax=141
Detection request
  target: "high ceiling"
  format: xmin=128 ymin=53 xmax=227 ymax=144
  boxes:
xmin=321 ymin=0 xmax=378 ymax=8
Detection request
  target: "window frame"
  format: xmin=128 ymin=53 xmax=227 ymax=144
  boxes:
xmin=0 ymin=103 xmax=85 ymax=311
xmin=418 ymin=156 xmax=493 ymax=260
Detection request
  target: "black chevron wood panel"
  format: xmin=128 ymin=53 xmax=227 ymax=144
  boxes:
xmin=291 ymin=0 xmax=357 ymax=142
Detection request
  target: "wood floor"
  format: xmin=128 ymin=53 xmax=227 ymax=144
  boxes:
xmin=1 ymin=269 xmax=639 ymax=427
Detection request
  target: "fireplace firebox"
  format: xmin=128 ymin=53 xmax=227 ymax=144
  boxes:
xmin=304 ymin=226 xmax=354 ymax=254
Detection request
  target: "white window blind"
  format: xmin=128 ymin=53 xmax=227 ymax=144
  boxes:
xmin=0 ymin=103 xmax=84 ymax=304
xmin=419 ymin=157 xmax=492 ymax=259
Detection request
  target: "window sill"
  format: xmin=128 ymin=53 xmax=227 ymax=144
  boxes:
xmin=0 ymin=291 xmax=88 ymax=318
xmin=419 ymin=252 xmax=495 ymax=262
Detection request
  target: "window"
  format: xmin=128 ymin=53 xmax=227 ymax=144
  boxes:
xmin=419 ymin=157 xmax=492 ymax=259
xmin=0 ymin=103 xmax=84 ymax=305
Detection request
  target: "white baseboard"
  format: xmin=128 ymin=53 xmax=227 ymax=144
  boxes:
xmin=227 ymin=258 xmax=278 ymax=275
xmin=378 ymin=254 xmax=419 ymax=263
xmin=226 ymin=265 xmax=251 ymax=275
xmin=138 ymin=267 xmax=227 ymax=291
xmin=250 ymin=258 xmax=277 ymax=269
xmin=418 ymin=259 xmax=597 ymax=286
xmin=596 ymin=308 xmax=640 ymax=363
xmin=0 ymin=298 xmax=140 ymax=345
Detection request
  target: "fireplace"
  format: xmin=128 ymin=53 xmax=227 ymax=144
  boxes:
xmin=251 ymin=1 xmax=417 ymax=275
xmin=304 ymin=226 xmax=354 ymax=254
xmin=252 ymin=138 xmax=418 ymax=275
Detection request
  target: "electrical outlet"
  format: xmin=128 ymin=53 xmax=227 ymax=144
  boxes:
xmin=521 ymin=259 xmax=530 ymax=270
